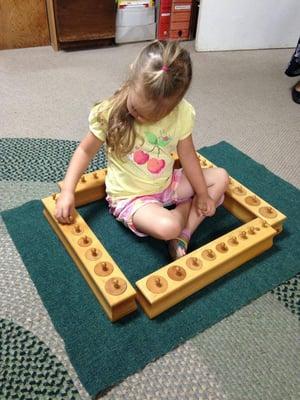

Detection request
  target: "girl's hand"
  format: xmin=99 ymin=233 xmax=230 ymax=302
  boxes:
xmin=194 ymin=194 xmax=216 ymax=217
xmin=55 ymin=191 xmax=75 ymax=224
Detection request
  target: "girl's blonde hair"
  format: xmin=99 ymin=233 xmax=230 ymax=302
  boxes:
xmin=102 ymin=40 xmax=192 ymax=158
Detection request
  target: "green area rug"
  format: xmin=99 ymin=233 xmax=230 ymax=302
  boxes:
xmin=2 ymin=141 xmax=300 ymax=399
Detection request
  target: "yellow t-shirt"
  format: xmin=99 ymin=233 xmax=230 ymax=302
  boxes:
xmin=88 ymin=98 xmax=195 ymax=200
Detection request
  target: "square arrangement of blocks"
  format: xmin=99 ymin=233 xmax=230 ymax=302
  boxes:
xmin=42 ymin=153 xmax=286 ymax=321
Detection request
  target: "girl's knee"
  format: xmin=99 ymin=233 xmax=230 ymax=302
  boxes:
xmin=155 ymin=217 xmax=182 ymax=241
xmin=216 ymin=167 xmax=230 ymax=190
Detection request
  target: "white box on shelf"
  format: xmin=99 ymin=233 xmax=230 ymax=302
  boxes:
xmin=116 ymin=22 xmax=156 ymax=43
xmin=116 ymin=5 xmax=156 ymax=43
xmin=116 ymin=6 xmax=155 ymax=27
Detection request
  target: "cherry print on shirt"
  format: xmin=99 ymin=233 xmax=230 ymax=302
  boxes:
xmin=133 ymin=150 xmax=149 ymax=165
xmin=132 ymin=129 xmax=172 ymax=174
xmin=147 ymin=158 xmax=166 ymax=173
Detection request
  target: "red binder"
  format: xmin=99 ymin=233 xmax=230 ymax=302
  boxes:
xmin=157 ymin=0 xmax=172 ymax=40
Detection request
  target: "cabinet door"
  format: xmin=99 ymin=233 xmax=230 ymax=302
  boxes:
xmin=54 ymin=0 xmax=116 ymax=42
xmin=0 ymin=0 xmax=49 ymax=49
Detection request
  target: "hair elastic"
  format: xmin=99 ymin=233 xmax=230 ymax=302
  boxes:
xmin=161 ymin=65 xmax=169 ymax=72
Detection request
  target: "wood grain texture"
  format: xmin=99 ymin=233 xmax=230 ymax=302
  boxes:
xmin=0 ymin=0 xmax=49 ymax=49
xmin=53 ymin=0 xmax=116 ymax=42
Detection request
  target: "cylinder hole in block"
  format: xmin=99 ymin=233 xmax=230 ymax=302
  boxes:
xmin=216 ymin=242 xmax=229 ymax=253
xmin=259 ymin=206 xmax=277 ymax=219
xmin=72 ymin=224 xmax=84 ymax=235
xmin=245 ymin=195 xmax=261 ymax=206
xmin=248 ymin=227 xmax=256 ymax=235
xmin=105 ymin=277 xmax=127 ymax=296
xmin=228 ymin=236 xmax=239 ymax=246
xmin=85 ymin=247 xmax=102 ymax=261
xmin=202 ymin=249 xmax=216 ymax=261
xmin=239 ymin=231 xmax=248 ymax=240
xmin=94 ymin=261 xmax=114 ymax=277
xmin=186 ymin=257 xmax=203 ymax=270
xmin=78 ymin=235 xmax=92 ymax=247
xmin=233 ymin=185 xmax=247 ymax=196
xmin=167 ymin=265 xmax=186 ymax=281
xmin=146 ymin=275 xmax=168 ymax=294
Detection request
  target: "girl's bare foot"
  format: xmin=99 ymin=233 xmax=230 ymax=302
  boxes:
xmin=168 ymin=229 xmax=191 ymax=260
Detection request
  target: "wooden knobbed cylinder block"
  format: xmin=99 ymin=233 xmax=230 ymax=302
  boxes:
xmin=42 ymin=193 xmax=137 ymax=322
xmin=136 ymin=218 xmax=277 ymax=319
xmin=42 ymin=158 xmax=286 ymax=322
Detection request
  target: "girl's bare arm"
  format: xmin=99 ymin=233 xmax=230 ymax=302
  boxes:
xmin=177 ymin=135 xmax=208 ymax=196
xmin=177 ymin=135 xmax=215 ymax=216
xmin=55 ymin=132 xmax=103 ymax=223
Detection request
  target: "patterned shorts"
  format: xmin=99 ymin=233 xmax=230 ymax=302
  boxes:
xmin=106 ymin=168 xmax=191 ymax=237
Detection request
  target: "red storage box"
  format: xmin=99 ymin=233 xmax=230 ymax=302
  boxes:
xmin=169 ymin=0 xmax=192 ymax=40
xmin=157 ymin=0 xmax=192 ymax=41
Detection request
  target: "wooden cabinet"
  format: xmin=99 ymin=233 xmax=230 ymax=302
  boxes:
xmin=0 ymin=0 xmax=49 ymax=50
xmin=46 ymin=0 xmax=116 ymax=50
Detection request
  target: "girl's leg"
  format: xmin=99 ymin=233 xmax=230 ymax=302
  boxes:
xmin=184 ymin=168 xmax=229 ymax=234
xmin=132 ymin=201 xmax=191 ymax=240
xmin=169 ymin=167 xmax=229 ymax=259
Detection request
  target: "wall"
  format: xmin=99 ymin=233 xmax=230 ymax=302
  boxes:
xmin=195 ymin=0 xmax=300 ymax=51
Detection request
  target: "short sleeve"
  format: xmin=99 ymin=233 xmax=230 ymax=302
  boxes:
xmin=177 ymin=99 xmax=196 ymax=141
xmin=88 ymin=101 xmax=110 ymax=141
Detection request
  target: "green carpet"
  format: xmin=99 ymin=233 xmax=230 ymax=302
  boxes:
xmin=2 ymin=142 xmax=299 ymax=399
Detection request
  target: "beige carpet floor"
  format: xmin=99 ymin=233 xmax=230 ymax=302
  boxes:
xmin=1 ymin=41 xmax=299 ymax=400
xmin=1 ymin=41 xmax=299 ymax=187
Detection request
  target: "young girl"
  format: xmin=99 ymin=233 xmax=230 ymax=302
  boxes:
xmin=55 ymin=40 xmax=229 ymax=260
